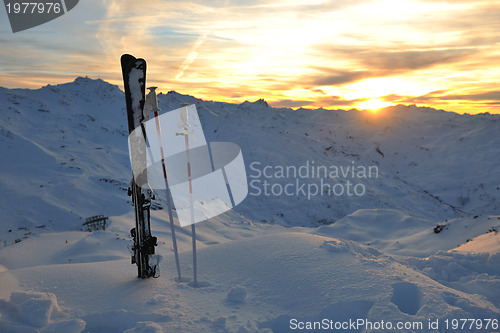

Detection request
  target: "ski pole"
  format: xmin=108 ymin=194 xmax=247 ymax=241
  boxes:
xmin=179 ymin=103 xmax=198 ymax=287
xmin=147 ymin=87 xmax=182 ymax=281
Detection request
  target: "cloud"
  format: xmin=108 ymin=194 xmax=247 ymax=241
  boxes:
xmin=359 ymin=49 xmax=475 ymax=72
xmin=297 ymin=46 xmax=476 ymax=90
xmin=271 ymin=95 xmax=363 ymax=109
xmin=382 ymin=90 xmax=500 ymax=110
xmin=308 ymin=69 xmax=369 ymax=86
xmin=440 ymin=91 xmax=500 ymax=102
xmin=381 ymin=91 xmax=445 ymax=104
xmin=325 ymin=47 xmax=474 ymax=71
xmin=175 ymin=33 xmax=209 ymax=79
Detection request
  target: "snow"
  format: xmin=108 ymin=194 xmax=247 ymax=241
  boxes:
xmin=226 ymin=285 xmax=248 ymax=303
xmin=1 ymin=230 xmax=498 ymax=332
xmin=0 ymin=290 xmax=85 ymax=332
xmin=0 ymin=78 xmax=499 ymax=332
xmin=454 ymin=231 xmax=500 ymax=253
xmin=314 ymin=210 xmax=500 ymax=257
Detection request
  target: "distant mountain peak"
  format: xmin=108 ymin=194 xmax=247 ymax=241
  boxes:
xmin=74 ymin=76 xmax=98 ymax=84
xmin=41 ymin=77 xmax=121 ymax=95
xmin=383 ymin=104 xmax=447 ymax=114
xmin=240 ymin=98 xmax=269 ymax=108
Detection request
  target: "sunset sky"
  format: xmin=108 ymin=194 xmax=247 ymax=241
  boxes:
xmin=1 ymin=0 xmax=499 ymax=113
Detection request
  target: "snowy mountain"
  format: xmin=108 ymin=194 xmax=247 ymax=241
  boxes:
xmin=0 ymin=78 xmax=498 ymax=332
xmin=1 ymin=78 xmax=499 ymax=234
xmin=0 ymin=78 xmax=130 ymax=244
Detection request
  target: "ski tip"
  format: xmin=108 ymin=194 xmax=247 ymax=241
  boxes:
xmin=121 ymin=54 xmax=147 ymax=67
xmin=120 ymin=54 xmax=136 ymax=63
xmin=147 ymin=86 xmax=158 ymax=91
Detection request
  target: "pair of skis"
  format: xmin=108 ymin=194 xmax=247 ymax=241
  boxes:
xmin=121 ymin=54 xmax=158 ymax=279
xmin=121 ymin=54 xmax=197 ymax=285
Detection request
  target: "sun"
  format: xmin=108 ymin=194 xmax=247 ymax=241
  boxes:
xmin=355 ymin=99 xmax=393 ymax=113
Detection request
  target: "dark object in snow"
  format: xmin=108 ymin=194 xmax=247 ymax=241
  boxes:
xmin=82 ymin=215 xmax=108 ymax=232
xmin=376 ymin=147 xmax=384 ymax=157
xmin=433 ymin=224 xmax=446 ymax=234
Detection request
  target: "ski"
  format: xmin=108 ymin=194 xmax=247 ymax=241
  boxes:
xmin=121 ymin=54 xmax=159 ymax=279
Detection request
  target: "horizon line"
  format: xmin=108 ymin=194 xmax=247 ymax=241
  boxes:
xmin=1 ymin=75 xmax=499 ymax=116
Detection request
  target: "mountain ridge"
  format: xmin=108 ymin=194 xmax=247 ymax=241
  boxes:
xmin=0 ymin=76 xmax=499 ymax=244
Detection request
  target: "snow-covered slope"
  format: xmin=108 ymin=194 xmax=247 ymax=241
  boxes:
xmin=1 ymin=78 xmax=499 ymax=237
xmin=0 ymin=78 xmax=131 ymax=245
xmin=0 ymin=78 xmax=500 ymax=235
xmin=0 ymin=226 xmax=499 ymax=332
xmin=0 ymin=78 xmax=499 ymax=332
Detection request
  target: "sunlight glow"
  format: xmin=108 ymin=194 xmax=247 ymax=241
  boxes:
xmin=355 ymin=99 xmax=393 ymax=112
xmin=0 ymin=0 xmax=498 ymax=114
xmin=343 ymin=77 xmax=439 ymax=101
